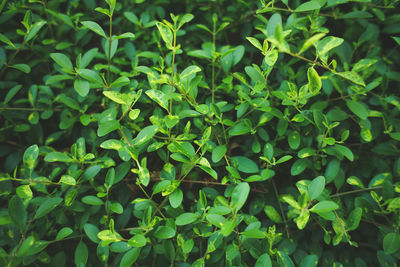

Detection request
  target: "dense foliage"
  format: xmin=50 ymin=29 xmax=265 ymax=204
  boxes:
xmin=1 ymin=0 xmax=400 ymax=266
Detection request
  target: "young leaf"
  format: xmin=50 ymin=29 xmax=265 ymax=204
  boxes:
xmin=156 ymin=22 xmax=173 ymax=48
xmin=307 ymin=67 xmax=322 ymax=94
xmin=23 ymin=144 xmax=39 ymax=174
xmin=81 ymin=21 xmax=107 ymax=38
xmin=247 ymin=37 xmax=263 ymax=51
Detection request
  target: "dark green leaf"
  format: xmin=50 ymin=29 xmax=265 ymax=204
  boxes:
xmin=8 ymin=195 xmax=27 ymax=231
xmin=34 ymin=197 xmax=63 ymax=219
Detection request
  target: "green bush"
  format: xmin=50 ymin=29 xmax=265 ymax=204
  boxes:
xmin=1 ymin=0 xmax=400 ymax=266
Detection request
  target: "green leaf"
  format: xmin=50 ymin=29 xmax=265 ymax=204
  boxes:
xmin=295 ymin=209 xmax=310 ymax=229
xmin=153 ymin=226 xmax=176 ymax=239
xmin=98 ymin=120 xmax=120 ymax=137
xmin=8 ymin=195 xmax=27 ymax=231
xmin=23 ymin=144 xmax=39 ymax=173
xmin=81 ymin=21 xmax=107 ymax=38
xmin=16 ymin=185 xmax=33 ymax=199
xmin=198 ymin=166 xmax=218 ymax=179
xmin=10 ymin=64 xmax=31 ymax=73
xmin=310 ymin=200 xmax=339 ymax=214
xmin=120 ymin=248 xmax=141 ymax=267
xmin=176 ymin=213 xmax=200 ymax=226
xmin=346 ymin=176 xmax=365 ymax=188
xmin=347 ymin=207 xmax=362 ymax=231
xmin=231 ymin=182 xmax=250 ymax=212
xmin=145 ymin=89 xmax=169 ymax=111
xmin=128 ymin=234 xmax=147 ymax=247
xmin=75 ymin=241 xmax=89 ymax=267
xmin=383 ymin=233 xmax=400 ymax=254
xmin=299 ymin=33 xmax=326 ymax=54
xmin=59 ymin=175 xmax=76 ymax=186
xmin=178 ymin=13 xmax=194 ymax=29
xmin=300 ymin=254 xmax=318 ymax=267
xmin=337 ymin=71 xmax=365 ymax=86
xmin=180 ymin=65 xmax=201 ymax=79
xmin=307 ymin=67 xmax=322 ymax=94
xmin=4 ymin=84 xmax=22 ymax=104
xmin=78 ymin=69 xmax=104 ymax=85
xmin=346 ymin=100 xmax=368 ymax=120
xmin=25 ymin=21 xmax=46 ymax=42
xmin=295 ymin=0 xmax=322 ymax=12
xmin=44 ymin=152 xmax=73 ymax=162
xmin=288 ymin=131 xmax=300 ymax=150
xmin=34 ymin=197 xmax=63 ymax=219
xmin=80 ymin=48 xmax=98 ymax=68
xmin=316 ymin=36 xmax=344 ymax=56
xmin=74 ymin=79 xmax=90 ymax=97
xmin=82 ymin=196 xmax=104 ymax=206
xmin=110 ymin=76 xmax=130 ymax=88
xmin=291 ymin=159 xmax=308 ymax=176
xmin=229 ymin=121 xmax=252 ymax=136
xmin=169 ymin=189 xmax=183 ymax=208
xmin=255 ymin=253 xmax=272 ymax=267
xmin=264 ymin=205 xmax=283 ymax=223
xmin=266 ymin=13 xmax=282 ymax=37
xmin=50 ymin=53 xmax=73 ymax=72
xmin=110 ymin=202 xmax=123 ymax=214
xmin=100 ymin=139 xmax=124 ymax=150
xmin=0 ymin=33 xmax=16 ymax=48
xmin=333 ymin=144 xmax=354 ymax=161
xmin=56 ymin=227 xmax=73 ymax=240
xmin=212 ymin=145 xmax=227 ymax=163
xmin=133 ymin=125 xmax=158 ymax=146
xmin=231 ymin=156 xmax=259 ymax=173
xmin=84 ymin=224 xmax=100 ymax=243
xmin=308 ymin=176 xmax=325 ymax=200
xmin=247 ymin=37 xmax=263 ymax=51
xmin=206 ymin=214 xmax=227 ymax=228
xmin=156 ymin=22 xmax=173 ymax=48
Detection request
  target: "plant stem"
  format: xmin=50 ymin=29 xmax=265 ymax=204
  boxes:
xmin=107 ymin=14 xmax=113 ymax=87
xmin=169 ymin=31 xmax=177 ymax=114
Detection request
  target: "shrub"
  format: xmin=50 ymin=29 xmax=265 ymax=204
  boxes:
xmin=1 ymin=0 xmax=400 ymax=266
